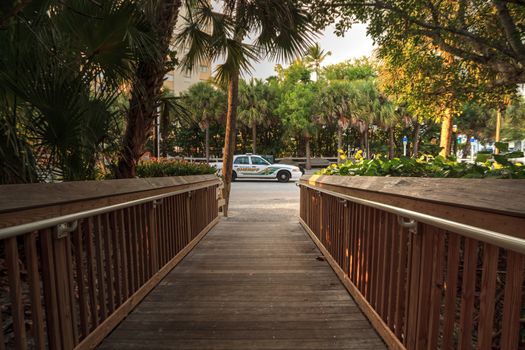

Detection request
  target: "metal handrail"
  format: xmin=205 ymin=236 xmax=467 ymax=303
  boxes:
xmin=0 ymin=181 xmax=219 ymax=240
xmin=300 ymin=182 xmax=525 ymax=255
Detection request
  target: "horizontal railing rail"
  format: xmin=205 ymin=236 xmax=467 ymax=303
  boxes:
xmin=299 ymin=175 xmax=525 ymax=350
xmin=0 ymin=175 xmax=221 ymax=350
xmin=0 ymin=181 xmax=214 ymax=240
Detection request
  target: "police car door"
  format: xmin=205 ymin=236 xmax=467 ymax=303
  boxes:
xmin=250 ymin=156 xmax=271 ymax=177
xmin=233 ymin=156 xmax=252 ymax=177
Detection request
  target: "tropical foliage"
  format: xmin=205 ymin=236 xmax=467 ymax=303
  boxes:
xmin=2 ymin=1 xmax=524 ymax=186
xmin=0 ymin=0 xmax=155 ymax=183
xmin=318 ymin=149 xmax=525 ymax=179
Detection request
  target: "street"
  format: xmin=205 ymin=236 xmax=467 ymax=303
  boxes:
xmin=227 ymin=180 xmax=300 ymax=222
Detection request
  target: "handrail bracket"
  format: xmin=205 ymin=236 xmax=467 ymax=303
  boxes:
xmin=55 ymin=220 xmax=78 ymax=239
xmin=397 ymin=216 xmax=418 ymax=234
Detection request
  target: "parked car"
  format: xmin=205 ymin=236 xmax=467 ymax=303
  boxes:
xmin=212 ymin=154 xmax=302 ymax=182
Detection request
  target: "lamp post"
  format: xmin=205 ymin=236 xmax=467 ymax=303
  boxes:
xmin=402 ymin=135 xmax=408 ymax=156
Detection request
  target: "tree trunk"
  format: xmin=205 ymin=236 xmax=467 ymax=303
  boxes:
xmin=305 ymin=137 xmax=311 ymax=170
xmin=251 ymin=122 xmax=257 ymax=154
xmin=160 ymin=108 xmax=169 ymax=157
xmin=388 ymin=127 xmax=395 ymax=159
xmin=495 ymin=108 xmax=502 ymax=154
xmin=221 ymin=73 xmax=239 ymax=217
xmin=205 ymin=124 xmax=210 ymax=163
xmin=412 ymin=122 xmax=420 ymax=158
xmin=116 ymin=0 xmax=182 ymax=178
xmin=439 ymin=108 xmax=453 ymax=157
xmin=336 ymin=126 xmax=343 ymax=164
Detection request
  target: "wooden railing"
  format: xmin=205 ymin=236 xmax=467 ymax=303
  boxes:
xmin=299 ymin=175 xmax=525 ymax=350
xmin=0 ymin=175 xmax=220 ymax=350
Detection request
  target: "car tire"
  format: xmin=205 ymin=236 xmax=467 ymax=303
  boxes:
xmin=232 ymin=171 xmax=237 ymax=181
xmin=277 ymin=171 xmax=291 ymax=183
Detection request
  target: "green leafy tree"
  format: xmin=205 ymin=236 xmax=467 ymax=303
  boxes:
xmin=277 ymin=62 xmax=319 ymax=169
xmin=305 ymin=0 xmax=525 ymax=85
xmin=377 ymin=38 xmax=510 ymax=157
xmin=502 ymin=98 xmax=525 ymax=142
xmin=322 ymin=58 xmax=376 ymax=81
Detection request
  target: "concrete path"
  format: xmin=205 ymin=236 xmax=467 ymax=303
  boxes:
xmin=99 ymin=181 xmax=385 ymax=349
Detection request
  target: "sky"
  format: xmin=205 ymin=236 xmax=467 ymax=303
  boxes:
xmin=213 ymin=23 xmax=376 ymax=80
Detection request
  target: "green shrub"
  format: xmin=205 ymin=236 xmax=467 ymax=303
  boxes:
xmin=136 ymin=159 xmax=216 ymax=178
xmin=318 ymin=149 xmax=525 ymax=179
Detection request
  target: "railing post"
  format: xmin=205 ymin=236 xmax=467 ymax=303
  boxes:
xmin=54 ymin=233 xmax=76 ymax=349
xmin=186 ymin=191 xmax=192 ymax=242
xmin=149 ymin=201 xmax=160 ymax=273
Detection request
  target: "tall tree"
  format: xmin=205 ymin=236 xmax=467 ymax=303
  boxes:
xmin=238 ymin=78 xmax=270 ymax=154
xmin=182 ymin=82 xmax=225 ymax=162
xmin=304 ymin=43 xmax=331 ymax=81
xmin=317 ymin=81 xmax=353 ymax=162
xmin=177 ymin=0 xmax=315 ymax=216
xmin=277 ymin=61 xmax=319 ymax=169
xmin=116 ymin=0 xmax=183 ymax=178
xmin=280 ymin=83 xmax=319 ymax=169
xmin=320 ymin=58 xmax=378 ymax=159
xmin=158 ymin=89 xmax=190 ymax=157
xmin=377 ymin=38 xmax=500 ymax=157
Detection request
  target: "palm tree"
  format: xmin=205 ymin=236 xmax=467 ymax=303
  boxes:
xmin=158 ymin=90 xmax=191 ymax=157
xmin=304 ymin=43 xmax=331 ymax=81
xmin=0 ymin=1 xmax=152 ymax=182
xmin=177 ymin=0 xmax=316 ymax=216
xmin=182 ymin=82 xmax=225 ymax=162
xmin=317 ymin=81 xmax=353 ymax=163
xmin=116 ymin=0 xmax=184 ymax=178
xmin=374 ymin=97 xmax=399 ymax=158
xmin=238 ymin=79 xmax=270 ymax=154
xmin=349 ymin=79 xmax=381 ymax=159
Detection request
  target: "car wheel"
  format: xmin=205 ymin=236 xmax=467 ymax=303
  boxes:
xmin=277 ymin=171 xmax=290 ymax=183
xmin=232 ymin=171 xmax=237 ymax=181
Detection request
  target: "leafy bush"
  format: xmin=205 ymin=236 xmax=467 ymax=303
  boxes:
xmin=318 ymin=149 xmax=525 ymax=179
xmin=136 ymin=159 xmax=216 ymax=178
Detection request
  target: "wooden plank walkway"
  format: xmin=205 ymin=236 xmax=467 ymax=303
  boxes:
xmin=99 ymin=184 xmax=385 ymax=350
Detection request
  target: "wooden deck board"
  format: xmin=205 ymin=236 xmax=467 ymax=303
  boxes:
xmin=99 ymin=219 xmax=385 ymax=349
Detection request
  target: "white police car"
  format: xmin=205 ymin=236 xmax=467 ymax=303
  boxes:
xmin=213 ymin=154 xmax=302 ymax=182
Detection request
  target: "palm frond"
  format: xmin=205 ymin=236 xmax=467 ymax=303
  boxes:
xmin=249 ymin=0 xmax=318 ymax=62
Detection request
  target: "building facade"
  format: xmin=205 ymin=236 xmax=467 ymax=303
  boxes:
xmin=163 ymin=7 xmax=212 ymax=95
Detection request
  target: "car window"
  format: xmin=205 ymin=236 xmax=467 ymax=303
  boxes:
xmin=251 ymin=156 xmax=270 ymax=165
xmin=234 ymin=156 xmax=250 ymax=165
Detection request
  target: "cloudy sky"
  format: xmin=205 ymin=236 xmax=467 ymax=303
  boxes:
xmin=213 ymin=23 xmax=376 ymax=80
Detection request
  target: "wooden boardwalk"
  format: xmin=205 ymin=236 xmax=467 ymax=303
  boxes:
xmin=99 ymin=184 xmax=385 ymax=349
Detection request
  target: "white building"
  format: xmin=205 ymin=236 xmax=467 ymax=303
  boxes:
xmin=163 ymin=7 xmax=212 ymax=95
